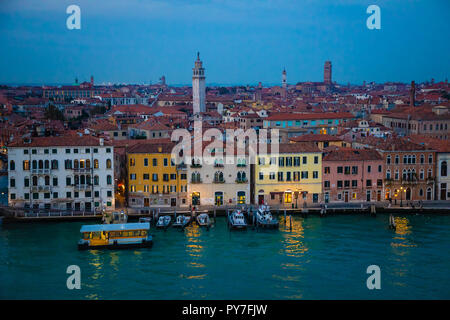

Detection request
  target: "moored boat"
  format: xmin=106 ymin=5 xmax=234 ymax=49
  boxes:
xmin=228 ymin=209 xmax=247 ymax=230
xmin=172 ymin=215 xmax=192 ymax=228
xmin=156 ymin=215 xmax=172 ymax=229
xmin=196 ymin=213 xmax=211 ymax=228
xmin=255 ymin=205 xmax=279 ymax=229
xmin=78 ymin=223 xmax=152 ymax=250
xmin=139 ymin=217 xmax=151 ymax=223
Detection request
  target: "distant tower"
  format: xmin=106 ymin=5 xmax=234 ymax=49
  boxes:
xmin=282 ymin=68 xmax=287 ymax=89
xmin=255 ymin=82 xmax=262 ymax=102
xmin=90 ymin=75 xmax=94 ymax=86
xmin=160 ymin=76 xmax=166 ymax=86
xmin=192 ymin=52 xmax=206 ymax=114
xmin=324 ymin=61 xmax=332 ymax=84
xmin=410 ymin=80 xmax=416 ymax=107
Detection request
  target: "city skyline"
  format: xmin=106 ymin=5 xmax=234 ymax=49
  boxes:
xmin=0 ymin=0 xmax=449 ymax=85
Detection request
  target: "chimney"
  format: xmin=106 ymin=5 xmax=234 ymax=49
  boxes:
xmin=410 ymin=81 xmax=415 ymax=107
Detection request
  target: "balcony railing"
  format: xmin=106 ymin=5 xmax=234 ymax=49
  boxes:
xmin=213 ymin=179 xmax=226 ymax=183
xmin=31 ymin=169 xmax=51 ymax=175
xmin=30 ymin=185 xmax=52 ymax=192
xmin=73 ymin=184 xmax=92 ymax=191
xmin=191 ymin=179 xmax=202 ymax=184
xmin=72 ymin=168 xmax=92 ymax=173
xmin=235 ymin=178 xmax=248 ymax=184
xmin=191 ymin=163 xmax=202 ymax=168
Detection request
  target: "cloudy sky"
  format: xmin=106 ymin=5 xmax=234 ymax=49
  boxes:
xmin=0 ymin=0 xmax=449 ymax=85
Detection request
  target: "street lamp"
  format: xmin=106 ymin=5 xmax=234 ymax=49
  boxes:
xmin=400 ymin=186 xmax=405 ymax=207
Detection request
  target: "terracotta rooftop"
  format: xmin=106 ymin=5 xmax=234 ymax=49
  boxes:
xmin=323 ymin=148 xmax=383 ymax=161
xmin=8 ymin=135 xmax=111 ymax=148
xmin=290 ymin=134 xmax=343 ymax=143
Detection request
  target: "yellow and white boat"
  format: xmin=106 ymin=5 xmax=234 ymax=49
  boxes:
xmin=78 ymin=223 xmax=152 ymax=250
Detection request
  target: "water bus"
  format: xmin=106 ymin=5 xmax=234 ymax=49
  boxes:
xmin=228 ymin=209 xmax=247 ymax=230
xmin=78 ymin=223 xmax=152 ymax=250
xmin=255 ymin=205 xmax=279 ymax=229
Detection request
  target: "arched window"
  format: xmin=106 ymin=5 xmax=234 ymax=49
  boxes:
xmin=79 ymin=160 xmax=85 ymax=169
xmin=386 ymin=170 xmax=391 ymax=180
xmin=44 ymin=160 xmax=49 ymax=169
xmin=420 ymin=169 xmax=424 ymax=180
xmin=428 ymin=154 xmax=433 ymax=164
xmin=106 ymin=159 xmax=112 ymax=169
xmin=86 ymin=175 xmax=91 ymax=185
xmin=74 ymin=175 xmax=79 ymax=185
xmin=9 ymin=160 xmax=15 ymax=170
xmin=44 ymin=175 xmax=50 ymax=186
xmin=74 ymin=160 xmax=79 ymax=169
xmin=420 ymin=154 xmax=425 ymax=164
xmin=427 ymin=187 xmax=432 ymax=200
xmin=85 ymin=159 xmax=90 ymax=169
xmin=191 ymin=172 xmax=200 ymax=182
xmin=402 ymin=169 xmax=407 ymax=181
xmin=214 ymin=171 xmax=224 ymax=182
xmin=80 ymin=175 xmax=85 ymax=185
xmin=32 ymin=160 xmax=37 ymax=169
xmin=386 ymin=155 xmax=391 ymax=165
xmin=38 ymin=160 xmax=43 ymax=169
xmin=441 ymin=161 xmax=447 ymax=177
xmin=106 ymin=175 xmax=112 ymax=185
xmin=395 ymin=155 xmax=399 ymax=164
xmin=51 ymin=160 xmax=58 ymax=169
xmin=32 ymin=176 xmax=38 ymax=186
xmin=395 ymin=169 xmax=399 ymax=180
xmin=94 ymin=175 xmax=99 ymax=185
xmin=94 ymin=159 xmax=99 ymax=169
xmin=428 ymin=168 xmax=432 ymax=178
xmin=419 ymin=188 xmax=424 ymax=197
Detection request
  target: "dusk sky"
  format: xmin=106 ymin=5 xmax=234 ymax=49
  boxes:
xmin=0 ymin=0 xmax=449 ymax=86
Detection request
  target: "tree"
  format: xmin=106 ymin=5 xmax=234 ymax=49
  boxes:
xmin=44 ymin=104 xmax=65 ymax=121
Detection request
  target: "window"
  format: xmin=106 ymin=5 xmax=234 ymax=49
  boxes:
xmin=386 ymin=170 xmax=391 ymax=180
xmin=324 ymin=181 xmax=330 ymax=188
xmin=129 ymin=158 xmax=135 ymax=167
xmin=302 ymin=156 xmax=307 ymax=164
xmin=314 ymin=156 xmax=319 ymax=164
xmin=366 ymin=180 xmax=372 ymax=187
xmin=66 ymin=149 xmax=71 ymax=154
xmin=441 ymin=161 xmax=448 ymax=177
xmin=53 ymin=177 xmax=58 ymax=186
xmin=277 ymin=172 xmax=283 ymax=181
xmin=130 ymin=174 xmax=136 ymax=180
xmin=152 ymin=174 xmax=158 ymax=181
xmin=24 ymin=177 xmax=29 ymax=187
xmin=324 ymin=167 xmax=330 ymax=174
xmin=164 ymin=158 xmax=168 ymax=167
xmin=106 ymin=159 xmax=112 ymax=169
xmin=23 ymin=160 xmax=30 ymax=170
xmin=352 ymin=180 xmax=358 ymax=188
xmin=278 ymin=157 xmax=285 ymax=167
xmin=10 ymin=178 xmax=15 ymax=188
xmin=378 ymin=165 xmax=382 ymax=172
xmin=153 ymin=158 xmax=158 ymax=166
xmin=107 ymin=175 xmax=112 ymax=185
xmin=337 ymin=166 xmax=343 ymax=174
xmin=106 ymin=148 xmax=111 ymax=153
xmin=337 ymin=181 xmax=343 ymax=188
xmin=428 ymin=154 xmax=433 ymax=164
xmin=366 ymin=165 xmax=371 ymax=173
xmin=9 ymin=160 xmax=15 ymax=171
xmin=144 ymin=158 xmax=149 ymax=166
xmin=313 ymin=171 xmax=318 ymax=179
xmin=143 ymin=174 xmax=149 ymax=180
xmin=386 ymin=155 xmax=391 ymax=164
xmin=301 ymin=171 xmax=308 ymax=179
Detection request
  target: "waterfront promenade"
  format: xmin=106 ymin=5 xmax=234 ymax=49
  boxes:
xmin=1 ymin=200 xmax=449 ymax=222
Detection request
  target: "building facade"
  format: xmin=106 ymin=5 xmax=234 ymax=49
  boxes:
xmin=255 ymin=143 xmax=322 ymax=207
xmin=322 ymin=148 xmax=384 ymax=203
xmin=8 ymin=136 xmax=115 ymax=211
xmin=127 ymin=143 xmax=188 ymax=208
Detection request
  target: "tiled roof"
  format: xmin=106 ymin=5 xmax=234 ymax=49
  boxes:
xmin=266 ymin=112 xmax=354 ymax=121
xmin=323 ymin=148 xmax=383 ymax=161
xmin=8 ymin=135 xmax=110 ymax=147
xmin=290 ymin=134 xmax=342 ymax=143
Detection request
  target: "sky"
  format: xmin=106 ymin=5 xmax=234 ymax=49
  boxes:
xmin=0 ymin=0 xmax=449 ymax=86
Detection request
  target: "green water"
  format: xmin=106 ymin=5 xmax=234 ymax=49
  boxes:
xmin=1 ymin=214 xmax=449 ymax=299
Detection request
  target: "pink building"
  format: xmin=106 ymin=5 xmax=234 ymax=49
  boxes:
xmin=323 ymin=148 xmax=384 ymax=203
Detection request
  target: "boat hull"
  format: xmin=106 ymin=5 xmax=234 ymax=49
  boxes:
xmin=78 ymin=239 xmax=153 ymax=250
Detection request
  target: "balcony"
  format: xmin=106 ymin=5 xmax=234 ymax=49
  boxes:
xmin=176 ymin=164 xmax=187 ymax=170
xmin=191 ymin=179 xmax=202 ymax=184
xmin=214 ymin=163 xmax=224 ymax=168
xmin=73 ymin=184 xmax=92 ymax=191
xmin=30 ymin=185 xmax=52 ymax=192
xmin=191 ymin=163 xmax=202 ymax=168
xmin=213 ymin=179 xmax=226 ymax=184
xmin=72 ymin=167 xmax=92 ymax=173
xmin=31 ymin=169 xmax=51 ymax=175
xmin=237 ymin=163 xmax=247 ymax=167
xmin=235 ymin=178 xmax=248 ymax=184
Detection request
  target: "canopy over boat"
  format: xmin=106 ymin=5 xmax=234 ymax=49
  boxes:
xmin=80 ymin=223 xmax=150 ymax=233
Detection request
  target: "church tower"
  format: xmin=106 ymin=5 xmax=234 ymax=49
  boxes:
xmin=282 ymin=68 xmax=287 ymax=89
xmin=192 ymin=52 xmax=206 ymax=114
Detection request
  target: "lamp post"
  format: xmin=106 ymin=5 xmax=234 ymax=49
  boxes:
xmin=400 ymin=186 xmax=404 ymax=207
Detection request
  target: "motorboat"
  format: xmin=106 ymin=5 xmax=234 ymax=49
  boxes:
xmin=255 ymin=205 xmax=279 ymax=229
xmin=228 ymin=209 xmax=247 ymax=230
xmin=173 ymin=215 xmax=192 ymax=228
xmin=196 ymin=213 xmax=211 ymax=228
xmin=156 ymin=215 xmax=172 ymax=229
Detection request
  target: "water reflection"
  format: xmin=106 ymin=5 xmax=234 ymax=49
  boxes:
xmin=280 ymin=217 xmax=308 ymax=257
xmin=391 ymin=216 xmax=416 ymax=248
xmin=84 ymin=250 xmax=104 ymax=299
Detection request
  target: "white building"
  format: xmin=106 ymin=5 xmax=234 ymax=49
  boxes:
xmin=7 ymin=135 xmax=115 ymax=212
xmin=192 ymin=52 xmax=206 ymax=114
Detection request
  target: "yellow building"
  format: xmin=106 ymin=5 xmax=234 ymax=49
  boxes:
xmin=255 ymin=143 xmax=323 ymax=207
xmin=126 ymin=143 xmax=187 ymax=208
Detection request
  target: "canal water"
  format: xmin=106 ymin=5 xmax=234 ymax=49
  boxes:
xmin=1 ymin=214 xmax=449 ymax=299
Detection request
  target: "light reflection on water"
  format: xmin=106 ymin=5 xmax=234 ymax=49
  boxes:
xmin=1 ymin=214 xmax=450 ymax=299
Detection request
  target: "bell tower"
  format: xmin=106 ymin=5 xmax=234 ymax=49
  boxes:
xmin=192 ymin=52 xmax=206 ymax=114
